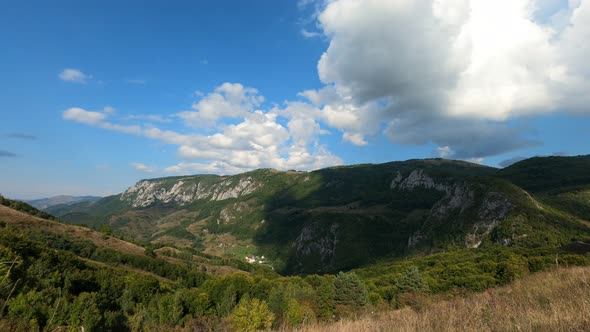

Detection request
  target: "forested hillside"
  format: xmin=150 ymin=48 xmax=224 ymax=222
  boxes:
xmin=48 ymin=156 xmax=590 ymax=274
xmin=2 ymin=201 xmax=590 ymax=331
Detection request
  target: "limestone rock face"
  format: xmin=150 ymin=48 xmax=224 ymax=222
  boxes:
xmin=293 ymin=223 xmax=340 ymax=272
xmin=392 ymin=169 xmax=513 ymax=249
xmin=121 ymin=176 xmax=260 ymax=208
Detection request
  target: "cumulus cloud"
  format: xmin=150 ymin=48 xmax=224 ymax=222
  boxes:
xmin=308 ymin=0 xmax=590 ymax=158
xmin=301 ymin=29 xmax=322 ymax=38
xmin=62 ymin=107 xmax=143 ymax=135
xmin=130 ymin=163 xmax=157 ymax=173
xmin=63 ymin=83 xmax=343 ymax=175
xmin=342 ymin=132 xmax=367 ymax=146
xmin=63 ymin=108 xmax=107 ymax=125
xmin=59 ymin=68 xmax=91 ymax=83
xmin=385 ymin=116 xmax=540 ymax=159
xmin=178 ymin=83 xmax=264 ymax=127
xmin=63 ymin=1 xmax=590 ymax=173
xmin=102 ymin=106 xmax=116 ymax=114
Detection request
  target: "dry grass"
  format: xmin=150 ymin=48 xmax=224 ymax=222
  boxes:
xmin=0 ymin=205 xmax=245 ymax=277
xmin=296 ymin=266 xmax=590 ymax=332
xmin=0 ymin=205 xmax=145 ymax=256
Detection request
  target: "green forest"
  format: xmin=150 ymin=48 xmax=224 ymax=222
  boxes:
xmin=2 ymin=218 xmax=590 ymax=331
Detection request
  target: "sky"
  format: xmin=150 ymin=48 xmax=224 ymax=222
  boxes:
xmin=1 ymin=0 xmax=589 ymax=199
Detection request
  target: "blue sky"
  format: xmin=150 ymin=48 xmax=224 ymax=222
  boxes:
xmin=1 ymin=0 xmax=589 ymax=199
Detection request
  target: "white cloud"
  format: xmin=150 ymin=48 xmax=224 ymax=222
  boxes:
xmin=164 ymin=161 xmax=247 ymax=175
xmin=435 ymin=146 xmax=454 ymax=159
xmin=62 ymin=107 xmax=144 ymax=135
xmin=309 ymin=0 xmax=590 ymax=158
xmin=178 ymin=82 xmax=264 ymax=127
xmin=130 ymin=163 xmax=157 ymax=173
xmin=301 ymin=28 xmax=322 ymax=38
xmin=63 ymin=108 xmax=107 ymax=125
xmin=65 ymin=0 xmax=590 ymax=174
xmin=59 ymin=68 xmax=91 ymax=83
xmin=342 ymin=132 xmax=367 ymax=146
xmin=102 ymin=106 xmax=116 ymax=114
xmin=63 ymin=83 xmax=343 ymax=175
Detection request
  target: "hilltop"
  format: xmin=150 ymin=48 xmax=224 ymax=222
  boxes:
xmin=25 ymin=195 xmax=102 ymax=210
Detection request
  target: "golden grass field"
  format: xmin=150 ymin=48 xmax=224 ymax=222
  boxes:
xmin=294 ymin=266 xmax=590 ymax=332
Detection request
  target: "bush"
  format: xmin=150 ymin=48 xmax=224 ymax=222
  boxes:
xmin=227 ymin=297 xmax=274 ymax=332
xmin=285 ymin=299 xmax=315 ymax=327
xmin=397 ymin=266 xmax=428 ymax=293
xmin=497 ymin=254 xmax=529 ymax=283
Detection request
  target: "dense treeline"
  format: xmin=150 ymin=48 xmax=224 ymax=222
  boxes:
xmin=2 ymin=218 xmax=590 ymax=331
xmin=0 ymin=222 xmax=372 ymax=331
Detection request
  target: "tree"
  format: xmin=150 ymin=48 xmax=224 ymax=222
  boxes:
xmin=285 ymin=298 xmax=315 ymax=327
xmin=68 ymin=292 xmax=102 ymax=332
xmin=227 ymin=297 xmax=274 ymax=332
xmin=7 ymin=290 xmax=49 ymax=330
xmin=155 ymin=292 xmax=184 ymax=325
xmin=397 ymin=266 xmax=428 ymax=293
xmin=333 ymin=272 xmax=369 ymax=308
xmin=316 ymin=279 xmax=336 ymax=321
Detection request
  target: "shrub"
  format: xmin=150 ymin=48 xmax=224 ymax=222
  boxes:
xmin=397 ymin=266 xmax=428 ymax=293
xmin=227 ymin=297 xmax=274 ymax=332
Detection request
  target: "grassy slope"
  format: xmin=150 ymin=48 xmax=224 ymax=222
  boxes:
xmin=0 ymin=204 xmax=247 ymax=277
xmin=0 ymin=204 xmax=145 ymax=256
xmin=498 ymin=155 xmax=590 ymax=221
xmin=298 ymin=266 xmax=590 ymax=332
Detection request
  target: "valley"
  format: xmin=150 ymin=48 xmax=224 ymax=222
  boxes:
xmin=1 ymin=155 xmax=590 ymax=331
xmin=45 ymin=156 xmax=590 ymax=274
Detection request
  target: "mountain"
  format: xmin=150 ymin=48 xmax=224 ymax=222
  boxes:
xmin=0 ymin=195 xmax=255 ymax=274
xmin=497 ymin=155 xmax=590 ymax=222
xmin=26 ymin=195 xmax=101 ymax=210
xmin=1 ymin=156 xmax=590 ymax=331
xmin=50 ymin=156 xmax=590 ymax=274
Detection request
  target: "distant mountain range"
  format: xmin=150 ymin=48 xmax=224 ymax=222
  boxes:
xmin=26 ymin=195 xmax=101 ymax=210
xmin=47 ymin=155 xmax=590 ymax=275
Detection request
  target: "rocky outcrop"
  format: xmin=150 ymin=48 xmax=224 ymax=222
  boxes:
xmin=393 ymin=169 xmax=513 ymax=249
xmin=465 ymin=192 xmax=512 ymax=248
xmin=121 ymin=176 xmax=260 ymax=208
xmin=293 ymin=223 xmax=339 ymax=270
xmin=391 ymin=170 xmax=449 ymax=192
xmin=429 ymin=183 xmax=475 ymax=219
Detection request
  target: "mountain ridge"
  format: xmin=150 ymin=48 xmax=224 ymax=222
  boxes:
xmin=47 ymin=155 xmax=590 ymax=274
xmin=26 ymin=195 xmax=102 ymax=210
